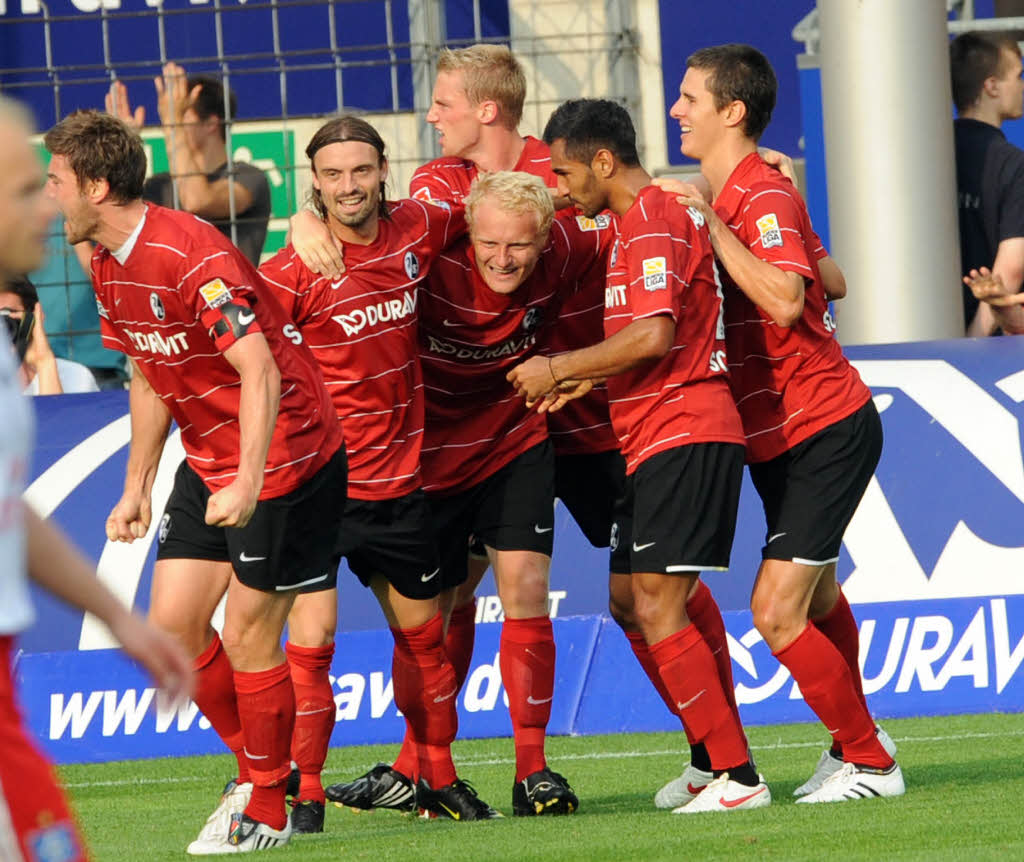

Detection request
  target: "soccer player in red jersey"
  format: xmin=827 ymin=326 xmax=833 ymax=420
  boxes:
xmin=420 ymin=171 xmax=612 ymax=815
xmin=44 ymin=110 xmax=348 ymax=853
xmin=661 ymin=44 xmax=903 ymax=803
xmin=509 ymin=99 xmax=767 ymax=814
xmin=260 ymin=116 xmax=499 ymax=822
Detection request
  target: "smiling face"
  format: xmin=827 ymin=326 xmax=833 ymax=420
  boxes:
xmin=311 ymin=140 xmax=386 ymax=231
xmin=425 ymin=70 xmax=482 ymax=159
xmin=0 ymin=120 xmax=54 ymax=276
xmin=469 ymin=197 xmax=548 ymax=294
xmin=548 ymin=137 xmax=607 ymax=218
xmin=669 ymin=66 xmax=727 ymax=162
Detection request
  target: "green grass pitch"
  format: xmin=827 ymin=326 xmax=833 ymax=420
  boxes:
xmin=60 ymin=712 xmax=1024 ymax=861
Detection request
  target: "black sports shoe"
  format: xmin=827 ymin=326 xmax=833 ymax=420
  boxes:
xmin=416 ymin=778 xmax=503 ymax=821
xmin=289 ymin=799 xmax=325 ymax=834
xmin=512 ymin=768 xmax=578 ymax=816
xmin=325 ymin=763 xmax=416 ymax=812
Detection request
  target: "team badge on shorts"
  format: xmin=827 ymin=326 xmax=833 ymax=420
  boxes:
xmin=404 ymin=251 xmax=420 ymax=280
xmin=522 ymin=306 xmax=543 ymax=333
xmin=199 ymin=278 xmax=233 ymax=309
xmin=150 ymin=292 xmax=166 ymax=321
xmin=609 ymin=521 xmax=619 ymax=551
xmin=642 ymin=257 xmax=667 ymax=291
xmin=756 ymin=213 xmax=784 ymax=249
xmin=158 ymin=512 xmax=171 ymax=543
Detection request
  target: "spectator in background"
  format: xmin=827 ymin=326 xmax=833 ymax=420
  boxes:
xmin=107 ymin=62 xmax=272 ymax=265
xmin=28 ymin=225 xmax=127 ymax=388
xmin=950 ymin=31 xmax=1024 ymax=336
xmin=0 ymin=276 xmax=98 ymax=394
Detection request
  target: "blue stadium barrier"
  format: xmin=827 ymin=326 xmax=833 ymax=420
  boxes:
xmin=17 ymin=334 xmax=1024 ymax=762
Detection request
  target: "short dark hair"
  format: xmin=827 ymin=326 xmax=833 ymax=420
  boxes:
xmin=686 ymin=43 xmax=776 ymax=141
xmin=950 ymin=32 xmax=1022 ymax=113
xmin=2 ymin=276 xmax=38 ymax=309
xmin=542 ymin=98 xmax=640 ymax=167
xmin=305 ymin=115 xmax=389 ymax=221
xmin=43 ymin=110 xmax=146 ymax=203
xmin=188 ymin=75 xmax=238 ymax=142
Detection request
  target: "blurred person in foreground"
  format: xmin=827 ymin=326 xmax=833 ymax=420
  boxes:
xmin=0 ymin=92 xmax=193 ymax=862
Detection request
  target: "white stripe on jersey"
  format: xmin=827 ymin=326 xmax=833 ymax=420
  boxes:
xmin=327 ymin=358 xmax=417 ymax=386
xmin=176 ymin=381 xmax=241 ymax=404
xmin=728 ymin=349 xmax=803 ymax=364
xmin=743 ymin=408 xmax=805 ymax=439
xmin=145 ymin=241 xmax=188 ymax=257
xmin=548 ymin=421 xmax=613 ymax=436
xmin=733 ymin=386 xmax=783 ymax=406
xmin=349 ymin=470 xmax=420 ymax=485
xmin=136 ymin=350 xmax=223 ymax=369
xmin=345 ymin=394 xmax=416 ymax=419
xmin=632 ymin=430 xmax=693 ymax=461
xmin=176 ymin=250 xmax=232 ymax=290
xmin=103 ymin=278 xmax=182 ymax=292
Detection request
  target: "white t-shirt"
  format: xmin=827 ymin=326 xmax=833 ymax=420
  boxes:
xmin=0 ymin=330 xmax=35 ymax=635
xmin=24 ymin=357 xmax=99 ymax=395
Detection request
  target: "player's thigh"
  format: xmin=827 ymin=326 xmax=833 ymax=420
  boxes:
xmin=222 ymin=576 xmax=296 ymax=671
xmin=749 ymin=400 xmax=882 ymax=565
xmin=149 ymin=557 xmax=233 ymax=654
xmin=369 ymin=574 xmax=441 ymax=630
xmin=554 ymin=449 xmax=626 ymax=548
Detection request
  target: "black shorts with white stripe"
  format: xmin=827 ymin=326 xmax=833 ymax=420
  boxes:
xmin=157 ymin=447 xmax=347 ymax=593
xmin=749 ymin=398 xmax=883 ymax=565
xmin=610 ymin=442 xmax=744 ymax=576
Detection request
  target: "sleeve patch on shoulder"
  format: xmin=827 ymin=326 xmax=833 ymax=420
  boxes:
xmin=575 ymin=214 xmax=612 ymax=231
xmin=412 ymin=186 xmax=435 ymax=203
xmin=199 ymin=278 xmax=233 ymax=309
xmin=756 ymin=213 xmax=784 ymax=249
xmin=642 ymin=256 xmax=667 ymax=291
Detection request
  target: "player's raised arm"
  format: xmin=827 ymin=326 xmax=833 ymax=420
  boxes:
xmin=107 ymin=361 xmax=173 ymax=543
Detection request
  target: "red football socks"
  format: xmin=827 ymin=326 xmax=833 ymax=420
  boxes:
xmin=686 ymin=581 xmax=745 ymax=735
xmin=774 ymin=624 xmax=892 ymax=768
xmin=813 ymin=589 xmax=868 ymax=715
xmin=193 ymin=633 xmax=249 ymax=784
xmin=624 ymin=629 xmax=694 ymax=737
xmin=234 ymin=662 xmax=294 ymax=830
xmin=391 ymin=613 xmax=459 ymax=789
xmin=649 ymin=625 xmax=750 ymax=771
xmin=500 ymin=615 xmax=555 ymax=781
xmin=445 ymin=599 xmax=477 ymax=690
xmin=285 ymin=641 xmax=335 ymax=803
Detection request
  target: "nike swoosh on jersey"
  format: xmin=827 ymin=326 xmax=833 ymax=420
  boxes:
xmin=768 ymin=532 xmax=787 ymax=543
xmin=534 ymin=525 xmax=553 ymax=534
xmin=238 ymin=552 xmax=267 ymax=562
xmin=632 ymin=541 xmax=656 ymax=552
xmin=421 ymin=568 xmax=440 ymax=582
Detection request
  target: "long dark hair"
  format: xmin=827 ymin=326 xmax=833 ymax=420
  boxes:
xmin=305 ymin=115 xmax=389 ymax=220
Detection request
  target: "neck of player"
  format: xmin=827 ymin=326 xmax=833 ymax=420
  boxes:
xmin=468 ymin=128 xmax=527 ymax=173
xmin=93 ymin=199 xmax=148 ymax=253
xmin=607 ymin=166 xmax=654 ymax=218
xmin=701 ymin=138 xmax=759 ymax=202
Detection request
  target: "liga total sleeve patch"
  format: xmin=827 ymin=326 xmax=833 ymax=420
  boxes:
xmin=756 ymin=213 xmax=784 ymax=249
xmin=642 ymin=256 xmax=668 ymax=291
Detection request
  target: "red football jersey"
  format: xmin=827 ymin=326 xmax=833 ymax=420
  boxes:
xmin=713 ymin=153 xmax=871 ymax=463
xmin=605 ymin=186 xmax=744 ymax=474
xmin=93 ymin=205 xmax=341 ymax=498
xmin=410 ymin=137 xmax=618 ymax=456
xmin=259 ymin=199 xmax=463 ymax=500
xmin=419 ymin=213 xmax=610 ymax=494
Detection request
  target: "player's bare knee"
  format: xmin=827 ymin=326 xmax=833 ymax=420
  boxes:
xmin=750 ymin=595 xmax=802 ymax=651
